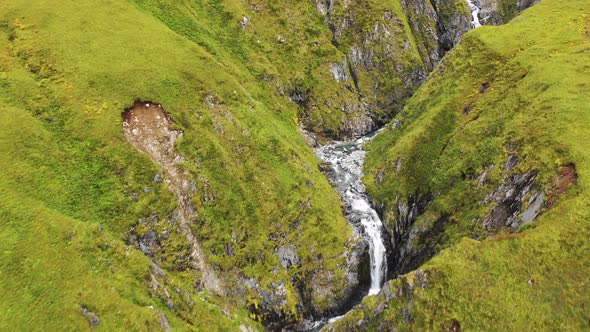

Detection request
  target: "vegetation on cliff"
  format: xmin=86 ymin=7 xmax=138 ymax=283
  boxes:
xmin=1 ymin=0 xmax=585 ymax=330
xmin=331 ymin=0 xmax=590 ymax=329
xmin=0 ymin=0 xmax=352 ymax=328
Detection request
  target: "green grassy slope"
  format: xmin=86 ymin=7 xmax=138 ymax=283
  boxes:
xmin=331 ymin=0 xmax=590 ymax=329
xmin=0 ymin=0 xmax=476 ymax=327
xmin=0 ymin=107 xmax=253 ymax=330
xmin=0 ymin=0 xmax=355 ymax=328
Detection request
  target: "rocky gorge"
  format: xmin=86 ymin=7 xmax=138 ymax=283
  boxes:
xmin=0 ymin=0 xmax=588 ymax=331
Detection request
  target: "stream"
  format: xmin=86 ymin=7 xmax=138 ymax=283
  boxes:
xmin=312 ymin=130 xmax=387 ymax=327
xmin=305 ymin=3 xmax=483 ymax=329
xmin=315 ymin=131 xmax=387 ymax=297
xmin=467 ymin=0 xmax=482 ymax=28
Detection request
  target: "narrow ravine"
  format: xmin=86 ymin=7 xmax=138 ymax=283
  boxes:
xmin=308 ymin=3 xmax=484 ymax=329
xmin=312 ymin=130 xmax=387 ymax=326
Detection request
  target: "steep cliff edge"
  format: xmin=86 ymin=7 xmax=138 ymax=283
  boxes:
xmin=185 ymin=0 xmax=475 ymax=141
xmin=329 ymin=0 xmax=590 ymax=329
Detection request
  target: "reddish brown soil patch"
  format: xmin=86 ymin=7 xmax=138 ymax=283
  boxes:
xmin=122 ymin=100 xmax=224 ymax=295
xmin=547 ymin=164 xmax=578 ymax=208
xmin=493 ymin=232 xmax=523 ymax=241
xmin=122 ymin=101 xmax=179 ymax=163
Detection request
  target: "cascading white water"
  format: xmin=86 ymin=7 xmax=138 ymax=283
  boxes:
xmin=466 ymin=0 xmax=482 ymax=28
xmin=316 ymin=131 xmax=387 ymax=297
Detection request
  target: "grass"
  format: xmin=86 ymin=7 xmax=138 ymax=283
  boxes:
xmin=0 ymin=0 xmax=359 ymax=328
xmin=0 ymin=0 xmax=480 ymax=326
xmin=331 ymin=0 xmax=590 ymax=329
xmin=0 ymin=0 xmax=572 ymax=329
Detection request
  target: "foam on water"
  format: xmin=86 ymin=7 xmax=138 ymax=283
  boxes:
xmin=467 ymin=0 xmax=482 ymax=28
xmin=316 ymin=130 xmax=387 ymax=297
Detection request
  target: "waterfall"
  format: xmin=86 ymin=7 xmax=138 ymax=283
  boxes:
xmin=466 ymin=0 xmax=482 ymax=28
xmin=316 ymin=131 xmax=387 ymax=297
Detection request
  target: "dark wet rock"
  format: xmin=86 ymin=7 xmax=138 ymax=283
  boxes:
xmin=80 ymin=306 xmax=100 ymax=327
xmin=517 ymin=0 xmax=540 ymax=10
xmin=139 ymin=230 xmax=158 ymax=256
xmin=480 ymin=82 xmax=490 ymax=94
xmin=482 ymin=170 xmax=541 ymax=230
xmin=403 ymin=0 xmax=471 ymax=69
xmin=384 ymin=193 xmax=434 ymax=276
xmin=288 ymin=87 xmax=309 ymax=108
xmin=402 ymin=307 xmax=413 ymax=324
xmin=504 ymin=154 xmax=519 ymax=171
xmin=463 ymin=105 xmax=472 ymax=115
xmin=225 ymin=243 xmax=234 ymax=258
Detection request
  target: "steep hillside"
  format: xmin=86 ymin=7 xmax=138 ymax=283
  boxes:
xmin=330 ymin=0 xmax=590 ymax=329
xmin=0 ymin=0 xmax=474 ymax=330
xmin=0 ymin=0 xmax=349 ymax=329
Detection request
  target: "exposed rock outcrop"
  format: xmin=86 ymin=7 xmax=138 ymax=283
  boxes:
xmin=482 ymin=169 xmax=540 ymax=231
xmin=379 ymin=193 xmax=435 ymax=277
xmin=122 ymin=101 xmax=224 ymax=295
xmin=305 ymin=0 xmax=473 ymax=139
xmin=472 ymin=0 xmax=540 ymax=26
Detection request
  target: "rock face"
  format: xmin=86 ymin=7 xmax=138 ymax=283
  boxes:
xmin=380 ymin=193 xmax=435 ymax=276
xmin=122 ymin=101 xmax=364 ymax=328
xmin=403 ymin=0 xmax=472 ymax=67
xmin=307 ymin=0 xmax=472 ymax=139
xmin=114 ymin=1 xmax=546 ymax=328
xmin=302 ymin=0 xmax=538 ymax=138
xmin=376 ymin=152 xmax=554 ymax=278
xmin=481 ymin=155 xmax=545 ymax=231
xmin=357 ymin=0 xmax=543 ymax=279
xmin=472 ymin=0 xmax=540 ymax=25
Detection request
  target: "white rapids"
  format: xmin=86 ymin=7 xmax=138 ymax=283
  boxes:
xmin=466 ymin=0 xmax=482 ymax=28
xmin=316 ymin=131 xmax=387 ymax=296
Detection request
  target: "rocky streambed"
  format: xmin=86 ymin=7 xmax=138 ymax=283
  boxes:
xmin=316 ymin=132 xmax=388 ymax=297
xmin=299 ymin=130 xmax=389 ymax=330
xmin=301 ymin=2 xmax=489 ymax=329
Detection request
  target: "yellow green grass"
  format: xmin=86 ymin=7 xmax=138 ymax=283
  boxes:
xmin=333 ymin=0 xmax=590 ymax=329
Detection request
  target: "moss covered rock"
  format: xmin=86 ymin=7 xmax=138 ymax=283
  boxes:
xmin=330 ymin=0 xmax=590 ymax=329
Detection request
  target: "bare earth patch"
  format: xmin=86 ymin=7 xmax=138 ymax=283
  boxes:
xmin=122 ymin=101 xmax=224 ymax=295
xmin=547 ymin=164 xmax=578 ymax=209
